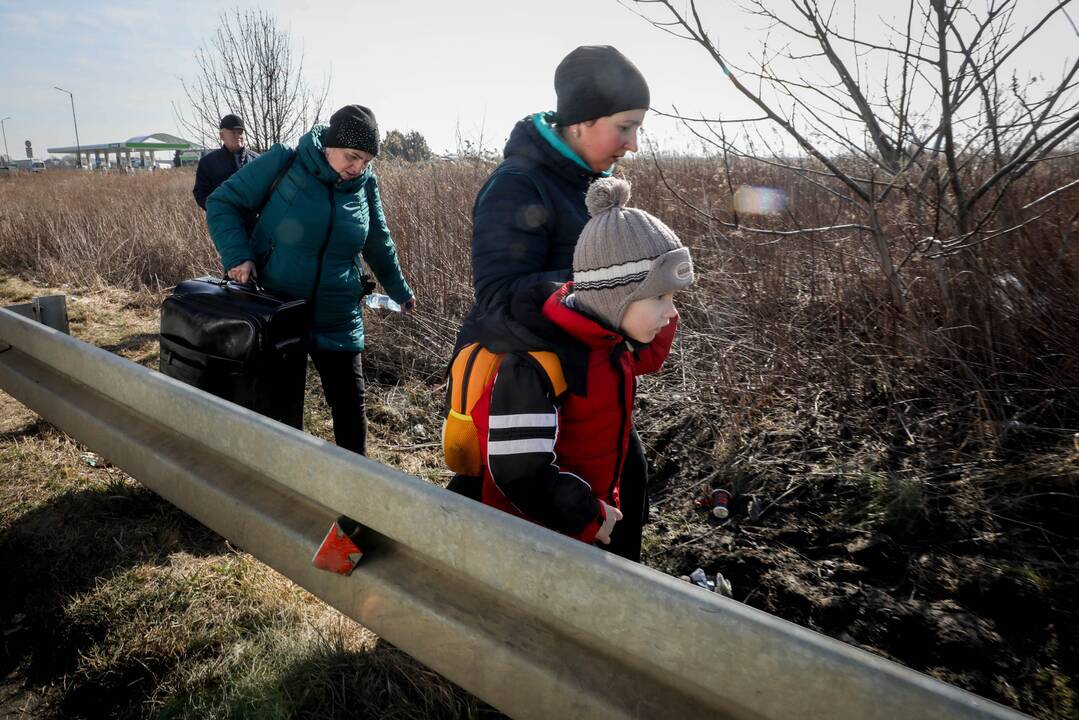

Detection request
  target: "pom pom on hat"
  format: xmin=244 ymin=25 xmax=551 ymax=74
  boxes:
xmin=585 ymin=177 xmax=632 ymax=217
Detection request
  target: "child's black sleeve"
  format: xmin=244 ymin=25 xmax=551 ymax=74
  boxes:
xmin=486 ymin=354 xmax=602 ymax=537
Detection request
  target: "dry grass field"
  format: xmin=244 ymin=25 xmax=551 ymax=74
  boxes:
xmin=1 ymin=157 xmax=1077 ymax=719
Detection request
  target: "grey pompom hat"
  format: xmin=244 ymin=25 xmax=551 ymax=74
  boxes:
xmin=572 ymin=177 xmax=694 ymax=331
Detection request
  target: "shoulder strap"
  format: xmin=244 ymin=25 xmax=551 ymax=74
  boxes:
xmin=525 ymin=351 xmax=567 ymax=399
xmin=449 ymin=343 xmax=502 ymax=416
xmin=364 ymin=173 xmax=376 ymax=205
xmin=448 ymin=343 xmax=566 ymax=416
xmin=256 ymin=151 xmax=297 ymax=217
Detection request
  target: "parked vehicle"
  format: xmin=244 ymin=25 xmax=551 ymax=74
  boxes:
xmin=10 ymin=158 xmax=46 ymax=172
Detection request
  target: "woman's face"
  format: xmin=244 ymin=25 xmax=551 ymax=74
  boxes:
xmin=571 ymin=109 xmax=647 ymax=172
xmin=324 ymin=147 xmax=374 ymax=181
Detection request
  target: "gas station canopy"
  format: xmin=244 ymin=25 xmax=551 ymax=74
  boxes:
xmin=48 ymin=132 xmax=205 ymax=167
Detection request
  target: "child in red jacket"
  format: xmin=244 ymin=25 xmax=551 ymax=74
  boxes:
xmin=472 ymin=177 xmax=695 ymax=551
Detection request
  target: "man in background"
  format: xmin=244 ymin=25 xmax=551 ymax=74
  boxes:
xmin=192 ymin=114 xmax=259 ymax=211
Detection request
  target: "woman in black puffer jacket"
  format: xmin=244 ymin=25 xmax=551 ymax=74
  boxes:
xmin=460 ymin=45 xmax=651 ymax=333
xmin=453 ymin=45 xmax=653 ymax=562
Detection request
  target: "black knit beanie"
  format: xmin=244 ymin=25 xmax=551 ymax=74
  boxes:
xmin=553 ymin=45 xmax=650 ymax=126
xmin=323 ymin=104 xmax=380 ymax=156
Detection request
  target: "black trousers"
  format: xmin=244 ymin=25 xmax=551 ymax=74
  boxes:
xmin=605 ymin=426 xmax=649 ymax=563
xmin=309 ymin=348 xmax=367 ymax=456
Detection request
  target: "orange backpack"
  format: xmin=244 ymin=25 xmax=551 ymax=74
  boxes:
xmin=442 ymin=342 xmax=567 ymax=476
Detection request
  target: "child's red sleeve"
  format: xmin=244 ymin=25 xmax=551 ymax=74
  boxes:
xmin=633 ymin=314 xmax=679 ymax=375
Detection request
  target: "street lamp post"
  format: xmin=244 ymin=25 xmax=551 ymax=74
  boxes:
xmin=53 ymin=86 xmax=82 ymax=168
xmin=0 ymin=117 xmax=10 ymax=166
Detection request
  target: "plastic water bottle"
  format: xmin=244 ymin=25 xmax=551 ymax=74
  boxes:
xmin=364 ymin=293 xmax=400 ymax=312
xmin=689 ymin=568 xmax=713 ymax=590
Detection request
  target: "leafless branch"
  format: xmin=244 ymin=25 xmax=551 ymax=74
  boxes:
xmin=176 ymin=8 xmax=329 ymax=151
xmin=1022 ymin=177 xmax=1079 ymax=210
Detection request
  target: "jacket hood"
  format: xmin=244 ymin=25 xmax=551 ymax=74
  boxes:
xmin=298 ymin=125 xmax=372 ymax=192
xmin=542 ymin=282 xmax=630 ymax=351
xmin=502 ymin=112 xmax=608 ymax=186
xmin=468 ymin=281 xmax=591 ymax=396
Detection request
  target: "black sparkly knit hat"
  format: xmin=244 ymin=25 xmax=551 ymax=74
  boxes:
xmin=323 ymin=105 xmax=380 ymax=156
xmin=553 ymin=45 xmax=650 ymax=126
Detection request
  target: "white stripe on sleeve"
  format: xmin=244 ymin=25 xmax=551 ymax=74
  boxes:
xmin=488 ymin=412 xmax=557 ymax=429
xmin=487 ymin=437 xmax=556 ymax=456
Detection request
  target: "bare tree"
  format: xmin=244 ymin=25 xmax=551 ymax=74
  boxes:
xmin=176 ymin=8 xmax=329 ymax=151
xmin=626 ymin=0 xmax=1079 ymax=313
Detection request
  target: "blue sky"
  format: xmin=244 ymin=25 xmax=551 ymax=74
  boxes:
xmin=0 ymin=1 xmax=223 ymax=154
xmin=1 ymin=0 xmax=1075 ymax=158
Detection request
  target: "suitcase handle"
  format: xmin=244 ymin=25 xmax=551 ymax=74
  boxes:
xmin=219 ymin=274 xmax=267 ymax=295
xmin=274 ymin=336 xmax=305 ymax=352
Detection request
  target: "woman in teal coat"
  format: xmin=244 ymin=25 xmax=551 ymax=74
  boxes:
xmin=206 ymin=105 xmax=415 ymax=455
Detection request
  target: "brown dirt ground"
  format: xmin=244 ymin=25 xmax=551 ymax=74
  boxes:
xmin=637 ymin=393 xmax=1079 ymax=719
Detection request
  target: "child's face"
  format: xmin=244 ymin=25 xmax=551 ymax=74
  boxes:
xmin=620 ymin=292 xmax=678 ymax=344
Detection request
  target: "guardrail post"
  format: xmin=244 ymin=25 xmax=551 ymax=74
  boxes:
xmin=4 ymin=294 xmax=69 ymax=334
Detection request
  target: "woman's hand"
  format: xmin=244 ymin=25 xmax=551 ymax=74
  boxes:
xmin=594 ymin=500 xmax=623 ymax=545
xmin=227 ymin=261 xmax=257 ymax=284
xmin=401 ymin=296 xmax=417 ymax=313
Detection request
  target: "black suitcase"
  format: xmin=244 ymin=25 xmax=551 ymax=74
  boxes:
xmin=159 ymin=277 xmax=309 ymax=428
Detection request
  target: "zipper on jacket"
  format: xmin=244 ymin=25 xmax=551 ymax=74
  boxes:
xmin=307 ymin=184 xmax=337 ymax=319
xmin=609 ymin=345 xmax=630 ymax=504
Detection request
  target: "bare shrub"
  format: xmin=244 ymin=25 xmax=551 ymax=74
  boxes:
xmin=627 ymin=1 xmax=1079 ymax=312
xmin=618 ymin=150 xmax=1079 ymax=434
xmin=2 ymin=152 xmax=1076 ymax=434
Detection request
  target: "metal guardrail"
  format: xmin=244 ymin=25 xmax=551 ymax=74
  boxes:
xmin=0 ymin=304 xmax=1028 ymax=720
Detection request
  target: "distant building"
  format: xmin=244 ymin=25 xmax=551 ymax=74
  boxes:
xmin=48 ymin=132 xmax=205 ymax=170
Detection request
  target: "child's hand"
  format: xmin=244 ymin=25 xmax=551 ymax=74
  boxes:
xmin=594 ymin=501 xmax=623 ymax=545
